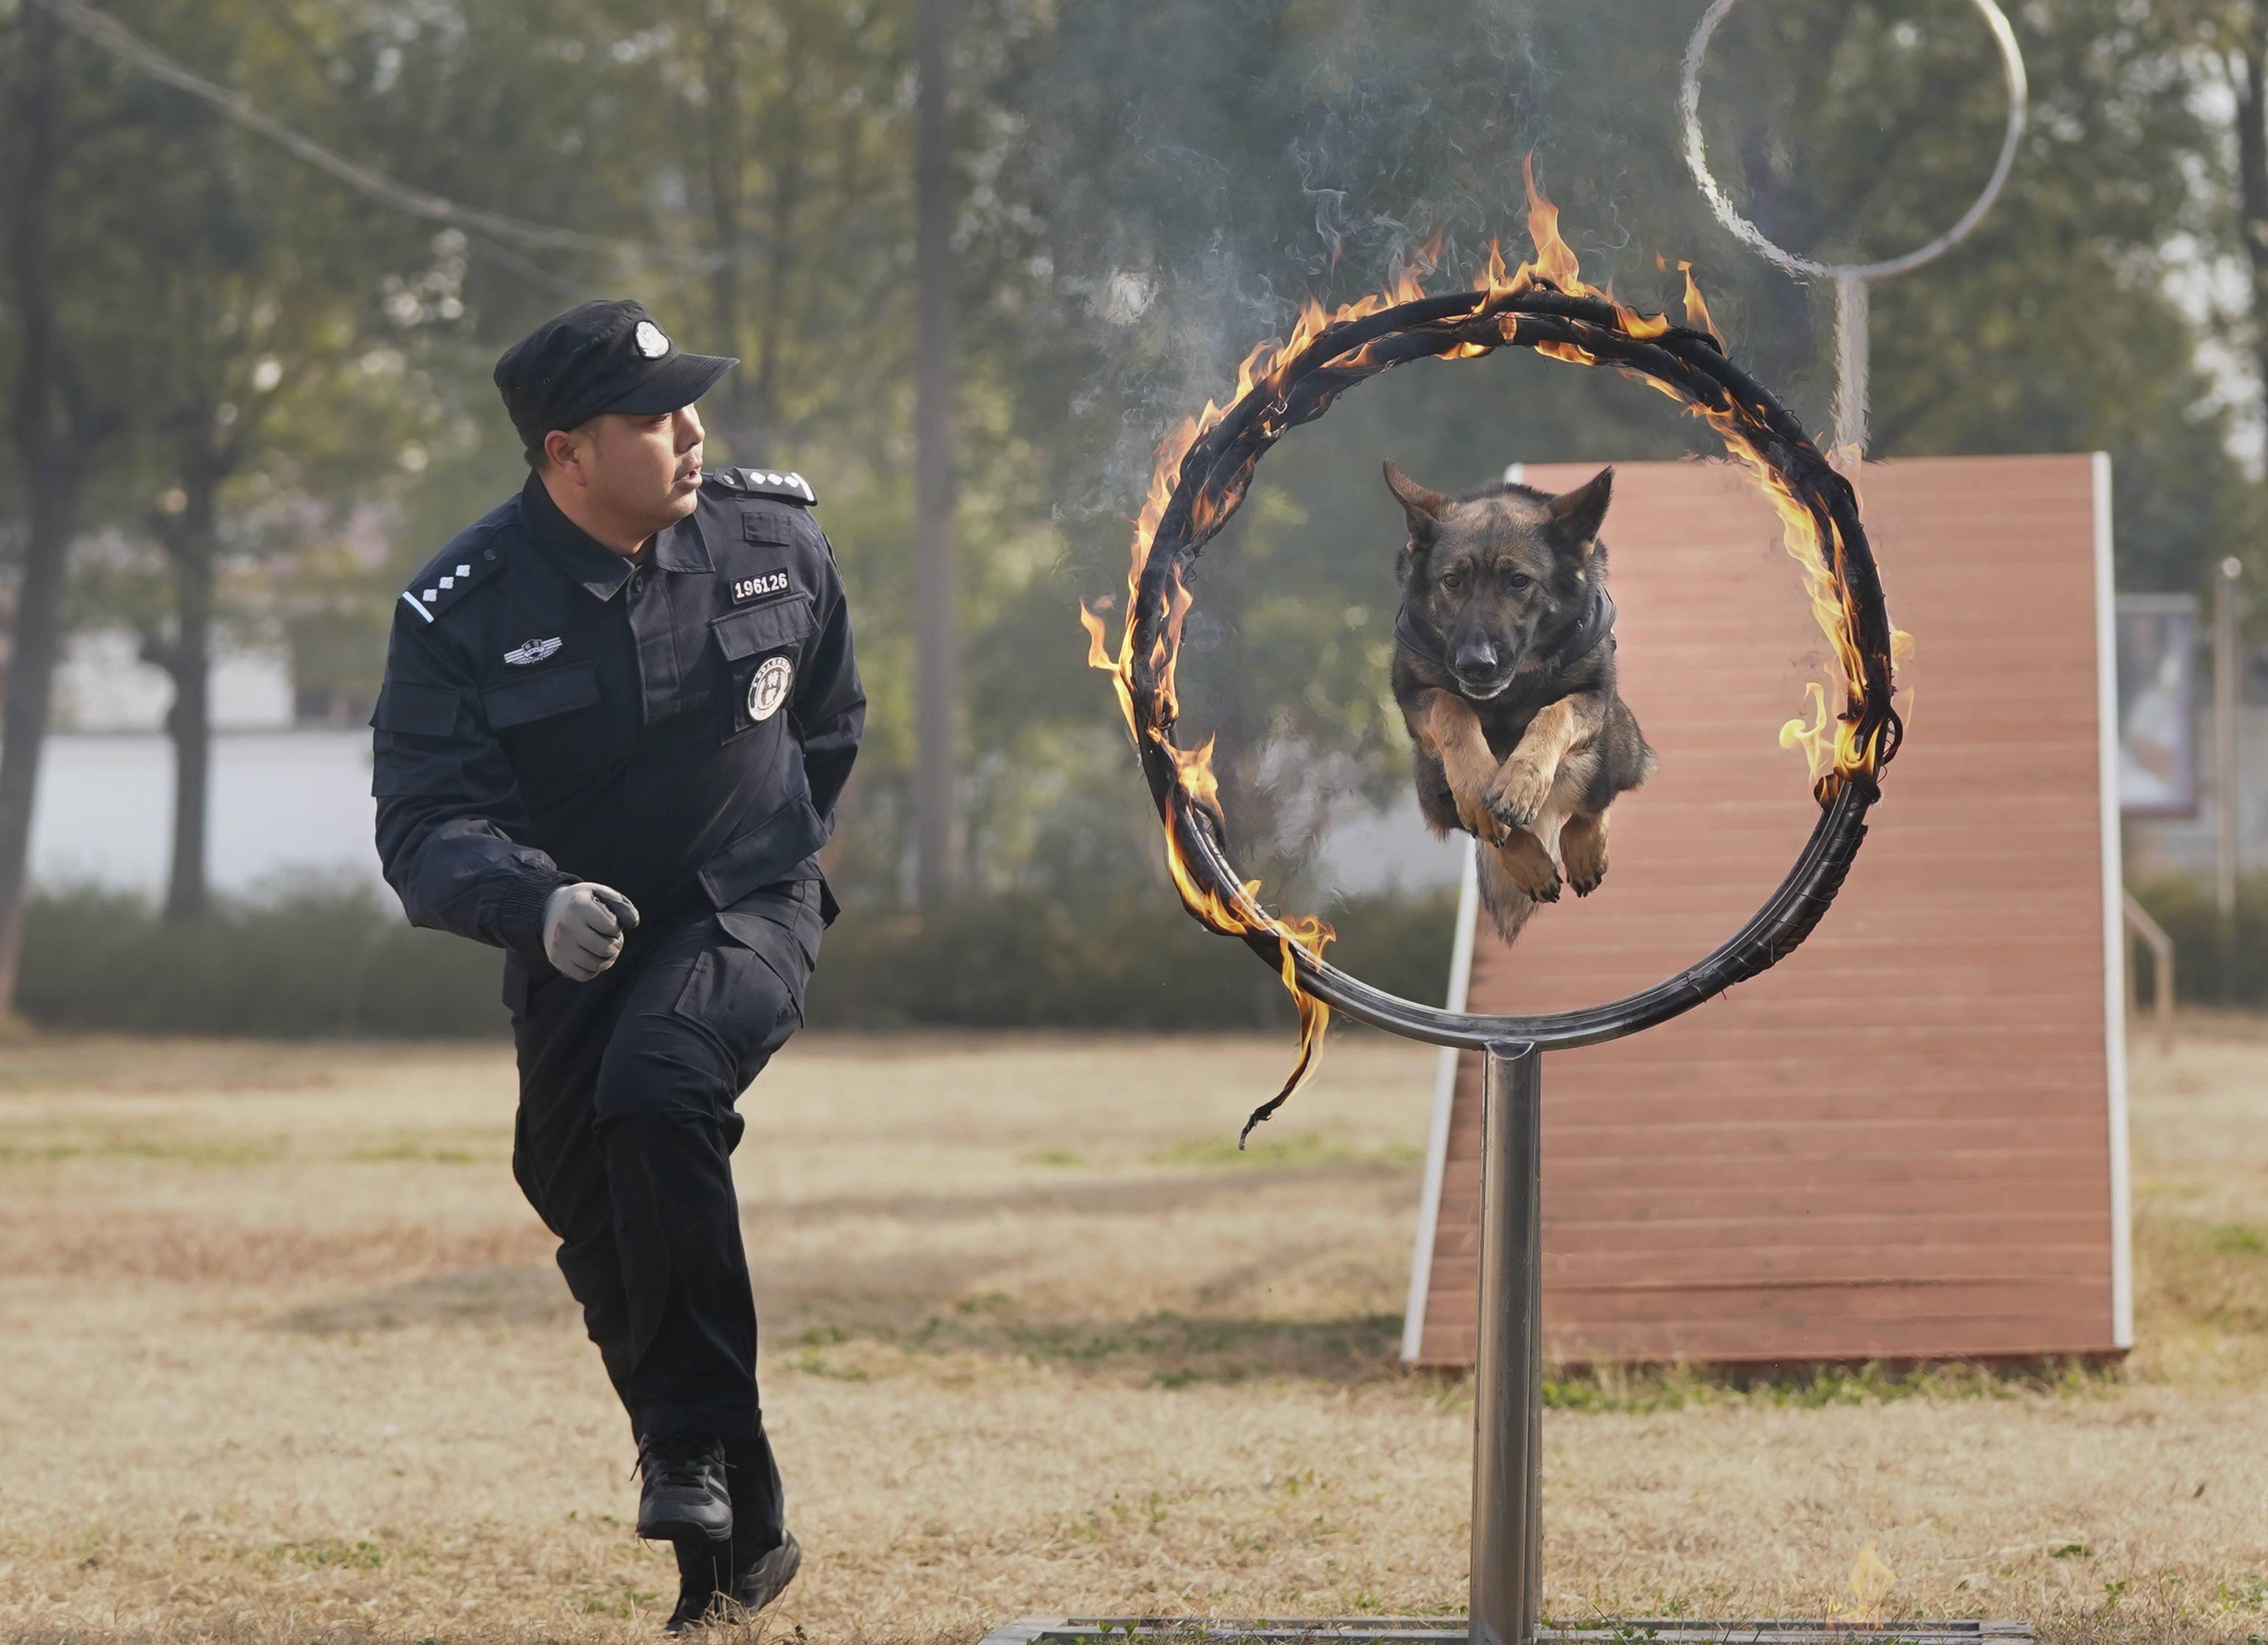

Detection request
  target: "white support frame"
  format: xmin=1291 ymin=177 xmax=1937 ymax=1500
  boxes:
xmin=2092 ymin=451 xmax=2135 ymax=1350
xmin=1401 ymin=839 xmax=1481 ymax=1363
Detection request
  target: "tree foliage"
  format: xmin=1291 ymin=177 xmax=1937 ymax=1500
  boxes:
xmin=0 ymin=0 xmax=2257 ymax=924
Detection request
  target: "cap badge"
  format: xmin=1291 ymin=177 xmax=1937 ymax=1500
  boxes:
xmin=633 ymin=320 xmax=670 ymax=359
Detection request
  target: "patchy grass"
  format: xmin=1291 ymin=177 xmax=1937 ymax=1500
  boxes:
xmin=0 ymin=1025 xmax=2262 ymax=1644
xmin=0 ymin=1136 xmax=289 ymax=1167
xmin=1539 ymin=1356 xmax=2119 ymax=1415
xmin=1147 ymin=1131 xmax=1424 ymax=1171
xmin=261 ymin=1538 xmax=387 ymax=1570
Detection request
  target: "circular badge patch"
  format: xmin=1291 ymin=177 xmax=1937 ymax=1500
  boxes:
xmin=633 ymin=320 xmax=670 ymax=359
xmin=748 ymin=656 xmax=794 ymax=723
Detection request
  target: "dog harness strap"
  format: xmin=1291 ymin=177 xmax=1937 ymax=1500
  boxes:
xmin=1393 ymin=602 xmax=1449 ymax=670
xmin=1548 ymin=589 xmax=1617 ymax=670
xmin=1392 ymin=590 xmax=1615 ymax=673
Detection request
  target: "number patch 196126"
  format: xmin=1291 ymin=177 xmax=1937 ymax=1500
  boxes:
xmin=732 ymin=571 xmax=790 ymax=605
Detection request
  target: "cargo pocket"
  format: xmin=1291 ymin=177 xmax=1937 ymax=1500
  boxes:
xmin=671 ymin=912 xmax=812 ymax=1089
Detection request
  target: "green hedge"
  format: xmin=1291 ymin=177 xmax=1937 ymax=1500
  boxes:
xmin=19 ymin=881 xmax=1459 ymax=1038
xmin=22 ymin=884 xmax=508 ymax=1037
xmin=27 ymin=869 xmax=2261 ymax=1037
xmin=2127 ymin=871 xmax=2268 ymax=1006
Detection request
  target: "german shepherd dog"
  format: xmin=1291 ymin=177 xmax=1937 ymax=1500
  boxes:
xmin=1386 ymin=461 xmax=1654 ymax=944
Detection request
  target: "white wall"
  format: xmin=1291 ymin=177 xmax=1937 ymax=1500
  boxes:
xmin=52 ymin=629 xmax=295 ymax=734
xmin=29 ymin=731 xmax=382 ymax=898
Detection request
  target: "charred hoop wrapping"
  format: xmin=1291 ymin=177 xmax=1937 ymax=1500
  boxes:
xmin=1124 ymin=281 xmax=1902 ymax=1053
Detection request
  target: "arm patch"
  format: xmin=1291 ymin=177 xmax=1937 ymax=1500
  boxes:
xmin=370 ymin=680 xmax=461 ymax=737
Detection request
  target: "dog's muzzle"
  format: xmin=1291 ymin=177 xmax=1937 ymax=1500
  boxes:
xmin=1454 ymin=662 xmax=1518 ymax=700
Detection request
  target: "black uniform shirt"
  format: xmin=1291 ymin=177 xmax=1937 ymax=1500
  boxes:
xmin=371 ymin=467 xmax=864 ymax=969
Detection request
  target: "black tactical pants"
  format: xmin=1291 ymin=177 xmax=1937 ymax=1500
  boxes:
xmin=506 ymin=876 xmax=821 ymax=1533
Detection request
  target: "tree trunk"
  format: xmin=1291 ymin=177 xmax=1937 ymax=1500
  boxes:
xmin=0 ymin=474 xmax=80 ymax=1010
xmin=699 ymin=2 xmax=751 ymax=454
xmin=748 ymin=7 xmax=807 ymax=452
xmin=912 ymin=0 xmax=958 ymax=906
xmin=158 ymin=485 xmax=219 ymax=925
xmin=0 ymin=3 xmax=92 ymax=1014
xmin=2236 ymin=42 xmax=2268 ymax=433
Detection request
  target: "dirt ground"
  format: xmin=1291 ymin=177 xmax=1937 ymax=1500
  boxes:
xmin=0 ymin=1020 xmax=2263 ymax=1644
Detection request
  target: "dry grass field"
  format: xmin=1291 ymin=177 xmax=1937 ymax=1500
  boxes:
xmin=1 ymin=1020 xmax=2264 ymax=1644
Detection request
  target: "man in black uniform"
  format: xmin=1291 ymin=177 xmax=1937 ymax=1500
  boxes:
xmin=370 ymin=298 xmax=863 ymax=1631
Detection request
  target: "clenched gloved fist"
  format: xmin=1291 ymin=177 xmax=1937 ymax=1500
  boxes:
xmin=541 ymin=882 xmax=641 ymax=982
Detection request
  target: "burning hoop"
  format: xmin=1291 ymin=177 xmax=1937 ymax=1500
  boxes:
xmin=1081 ymin=169 xmax=1906 ymax=1130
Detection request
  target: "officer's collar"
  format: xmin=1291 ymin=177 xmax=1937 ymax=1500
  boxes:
xmin=519 ymin=473 xmax=712 ymax=599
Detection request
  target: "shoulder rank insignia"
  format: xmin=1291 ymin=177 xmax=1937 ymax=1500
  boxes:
xmin=400 ymin=539 xmax=504 ymax=625
xmin=711 ymin=466 xmax=818 ymax=506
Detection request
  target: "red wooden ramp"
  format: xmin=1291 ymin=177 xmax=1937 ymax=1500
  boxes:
xmin=1401 ymin=453 xmax=2131 ymax=1369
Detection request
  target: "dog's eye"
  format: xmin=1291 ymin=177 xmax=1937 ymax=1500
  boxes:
xmin=1440 ymin=572 xmax=1464 ymax=592
xmin=1506 ymin=572 xmax=1533 ymax=591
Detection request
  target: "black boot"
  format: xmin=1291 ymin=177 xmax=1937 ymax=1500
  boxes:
xmin=664 ymin=1529 xmax=798 ymax=1631
xmin=720 ymin=1429 xmax=793 ymax=1613
xmin=729 ymin=1528 xmax=801 ymax=1615
xmin=636 ymin=1431 xmax=733 ymax=1546
xmin=664 ymin=1537 xmax=730 ymax=1634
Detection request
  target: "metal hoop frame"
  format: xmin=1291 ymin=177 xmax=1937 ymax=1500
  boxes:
xmin=1679 ymin=0 xmax=2029 ymax=284
xmin=1128 ymin=284 xmax=1902 ymax=1053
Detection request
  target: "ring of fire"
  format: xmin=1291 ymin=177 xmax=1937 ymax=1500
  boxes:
xmin=1081 ymin=166 xmax=1906 ymax=1137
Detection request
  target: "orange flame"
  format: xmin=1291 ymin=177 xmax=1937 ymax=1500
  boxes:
xmin=1520 ymin=153 xmax=1584 ymax=292
xmin=1676 ymin=259 xmax=1718 ymax=339
xmin=1080 ymin=162 xmax=1897 ymax=1118
xmin=1703 ymin=424 xmax=1888 ymax=798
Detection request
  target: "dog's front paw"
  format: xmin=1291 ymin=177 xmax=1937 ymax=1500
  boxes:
xmin=1486 ymin=757 xmax=1554 ymax=829
xmin=1453 ymin=784 xmax=1512 ymax=846
xmin=1496 ymin=834 xmax=1562 ymax=902
xmin=1562 ymin=813 xmax=1609 ymax=897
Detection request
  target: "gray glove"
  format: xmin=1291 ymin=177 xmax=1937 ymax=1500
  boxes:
xmin=541 ymin=882 xmax=640 ymax=982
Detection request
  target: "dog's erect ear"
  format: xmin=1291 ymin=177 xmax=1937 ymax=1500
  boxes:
xmin=1545 ymin=466 xmax=1613 ymax=555
xmin=1383 ymin=460 xmax=1448 ymax=541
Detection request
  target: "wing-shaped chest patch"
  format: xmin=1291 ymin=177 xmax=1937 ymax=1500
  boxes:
xmin=503 ymin=636 xmax=564 ymax=666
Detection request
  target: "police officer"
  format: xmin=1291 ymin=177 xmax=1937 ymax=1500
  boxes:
xmin=370 ymin=298 xmax=863 ymax=1631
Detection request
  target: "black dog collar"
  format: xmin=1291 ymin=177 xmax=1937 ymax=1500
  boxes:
xmin=1394 ymin=587 xmax=1617 ymax=679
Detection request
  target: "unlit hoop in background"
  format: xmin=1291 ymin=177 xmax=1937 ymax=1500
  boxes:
xmin=1679 ymin=0 xmax=2028 ymax=452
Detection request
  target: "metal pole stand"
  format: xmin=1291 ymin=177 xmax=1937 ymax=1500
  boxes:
xmin=1469 ymin=1042 xmax=1543 ymax=1645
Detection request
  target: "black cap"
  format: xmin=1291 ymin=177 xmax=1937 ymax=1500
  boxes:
xmin=493 ymin=299 xmax=737 ymax=456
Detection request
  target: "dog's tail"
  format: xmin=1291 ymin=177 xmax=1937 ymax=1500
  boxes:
xmin=1475 ymin=849 xmax=1542 ymax=946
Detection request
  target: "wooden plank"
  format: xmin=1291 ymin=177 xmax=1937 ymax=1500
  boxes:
xmin=1537 ymin=1281 xmax=2110 ymax=1325
xmin=1411 ymin=1311 xmax=2121 ymax=1367
xmin=1537 ymin=1118 xmax=2109 ymax=1160
xmin=1433 ymin=1177 xmax=2112 ymax=1222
